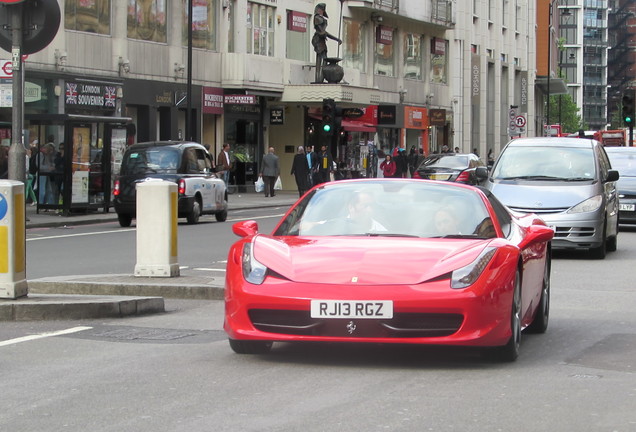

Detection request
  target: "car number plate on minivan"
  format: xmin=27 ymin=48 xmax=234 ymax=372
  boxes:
xmin=619 ymin=203 xmax=635 ymax=212
xmin=310 ymin=300 xmax=393 ymax=319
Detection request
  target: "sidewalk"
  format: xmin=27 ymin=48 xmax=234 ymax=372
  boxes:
xmin=2 ymin=190 xmax=299 ymax=321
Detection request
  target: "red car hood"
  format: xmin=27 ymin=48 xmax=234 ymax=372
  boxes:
xmin=252 ymin=236 xmax=492 ymax=285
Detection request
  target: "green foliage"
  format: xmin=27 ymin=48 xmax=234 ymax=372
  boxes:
xmin=547 ymin=93 xmax=585 ymax=134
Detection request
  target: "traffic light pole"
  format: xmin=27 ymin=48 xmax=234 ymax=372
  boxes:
xmin=8 ymin=3 xmax=26 ymax=183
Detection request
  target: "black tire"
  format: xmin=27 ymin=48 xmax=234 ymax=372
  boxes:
xmin=606 ymin=218 xmax=618 ymax=252
xmin=228 ymin=338 xmax=273 ymax=354
xmin=527 ymin=257 xmax=550 ymax=334
xmin=487 ymin=270 xmax=522 ymax=362
xmin=215 ymin=208 xmax=228 ymax=222
xmin=117 ymin=213 xmax=132 ymax=227
xmin=590 ymin=220 xmax=607 ymax=259
xmin=186 ymin=198 xmax=201 ymax=224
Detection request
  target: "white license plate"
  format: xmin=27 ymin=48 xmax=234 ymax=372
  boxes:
xmin=310 ymin=300 xmax=393 ymax=319
xmin=619 ymin=203 xmax=635 ymax=211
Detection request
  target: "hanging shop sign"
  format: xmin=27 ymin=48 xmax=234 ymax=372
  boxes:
xmin=288 ymin=11 xmax=308 ymax=32
xmin=376 ymin=26 xmax=393 ymax=45
xmin=202 ymin=86 xmax=224 ymax=114
xmin=429 ymin=109 xmax=447 ymax=126
xmin=65 ymin=81 xmax=117 ymax=110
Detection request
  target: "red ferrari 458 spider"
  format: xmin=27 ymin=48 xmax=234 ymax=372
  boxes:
xmin=224 ymin=179 xmax=554 ymax=361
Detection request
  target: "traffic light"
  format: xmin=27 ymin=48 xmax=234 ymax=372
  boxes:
xmin=622 ymin=89 xmax=635 ymax=127
xmin=322 ymin=98 xmax=336 ymax=135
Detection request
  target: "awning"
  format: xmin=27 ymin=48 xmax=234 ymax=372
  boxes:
xmin=341 ymin=119 xmax=376 ymax=133
xmin=535 ymin=77 xmax=568 ymax=95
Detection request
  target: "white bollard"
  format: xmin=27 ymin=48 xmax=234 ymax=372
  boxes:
xmin=0 ymin=180 xmax=28 ymax=299
xmin=134 ymin=180 xmax=180 ymax=277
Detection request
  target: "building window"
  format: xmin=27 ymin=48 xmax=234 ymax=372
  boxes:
xmin=342 ymin=19 xmax=365 ymax=72
xmin=182 ymin=0 xmax=218 ymax=50
xmin=374 ymin=26 xmax=395 ymax=77
xmin=127 ymin=0 xmax=167 ymax=43
xmin=403 ymin=33 xmax=422 ymax=80
xmin=247 ymin=2 xmax=275 ymax=56
xmin=65 ymin=0 xmax=111 ymax=35
xmin=431 ymin=38 xmax=448 ymax=84
xmin=286 ymin=10 xmax=310 ymax=61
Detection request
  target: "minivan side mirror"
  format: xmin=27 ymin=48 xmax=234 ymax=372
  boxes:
xmin=606 ymin=169 xmax=619 ymax=183
xmin=475 ymin=166 xmax=489 ymax=180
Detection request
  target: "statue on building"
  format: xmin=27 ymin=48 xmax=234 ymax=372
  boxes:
xmin=312 ymin=3 xmax=342 ymax=83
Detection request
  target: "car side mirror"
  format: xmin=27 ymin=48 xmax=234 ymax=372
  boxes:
xmin=606 ymin=169 xmax=619 ymax=183
xmin=232 ymin=220 xmax=258 ymax=237
xmin=475 ymin=166 xmax=489 ymax=180
xmin=518 ymin=225 xmax=554 ymax=250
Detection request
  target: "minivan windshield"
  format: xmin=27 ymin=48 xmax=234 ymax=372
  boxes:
xmin=491 ymin=146 xmax=595 ymax=181
xmin=121 ymin=148 xmax=181 ymax=174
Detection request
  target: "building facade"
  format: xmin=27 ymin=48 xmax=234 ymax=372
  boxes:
xmin=3 ymin=0 xmax=539 ymax=193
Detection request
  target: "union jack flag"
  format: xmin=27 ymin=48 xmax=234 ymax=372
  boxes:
xmin=66 ymin=82 xmax=78 ymax=104
xmin=104 ymin=86 xmax=116 ymax=108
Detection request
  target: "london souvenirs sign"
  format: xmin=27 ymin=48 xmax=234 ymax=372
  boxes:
xmin=65 ymin=82 xmax=117 ymax=111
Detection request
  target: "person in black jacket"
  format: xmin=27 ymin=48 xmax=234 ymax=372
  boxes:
xmin=316 ymin=145 xmax=333 ymax=184
xmin=290 ymin=146 xmax=310 ymax=197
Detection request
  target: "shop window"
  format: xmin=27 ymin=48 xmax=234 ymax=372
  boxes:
xmin=246 ymin=2 xmax=275 ymax=57
xmin=286 ymin=11 xmax=310 ymax=61
xmin=404 ymin=33 xmax=422 ymax=80
xmin=65 ymin=0 xmax=111 ymax=35
xmin=127 ymin=0 xmax=167 ymax=43
xmin=342 ymin=19 xmax=365 ymax=73
xmin=431 ymin=38 xmax=448 ymax=84
xmin=182 ymin=0 xmax=218 ymax=50
xmin=374 ymin=26 xmax=394 ymax=77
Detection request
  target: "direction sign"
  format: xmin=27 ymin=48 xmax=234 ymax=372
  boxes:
xmin=515 ymin=115 xmax=526 ymax=128
xmin=0 ymin=60 xmax=12 ymax=78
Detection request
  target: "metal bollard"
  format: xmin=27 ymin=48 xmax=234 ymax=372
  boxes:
xmin=134 ymin=180 xmax=180 ymax=277
xmin=0 ymin=180 xmax=28 ymax=299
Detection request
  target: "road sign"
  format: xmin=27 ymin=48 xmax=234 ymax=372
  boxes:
xmin=515 ymin=115 xmax=526 ymax=128
xmin=0 ymin=60 xmax=12 ymax=78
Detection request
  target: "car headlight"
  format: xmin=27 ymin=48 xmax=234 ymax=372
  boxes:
xmin=242 ymin=241 xmax=268 ymax=284
xmin=451 ymin=247 xmax=497 ymax=289
xmin=567 ymin=195 xmax=602 ymax=214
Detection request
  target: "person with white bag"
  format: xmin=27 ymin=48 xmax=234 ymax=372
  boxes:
xmin=260 ymin=146 xmax=280 ymax=198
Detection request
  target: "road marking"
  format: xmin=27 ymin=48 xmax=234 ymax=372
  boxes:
xmin=26 ymin=214 xmax=283 ymax=241
xmin=192 ymin=268 xmax=226 ymax=272
xmin=0 ymin=326 xmax=93 ymax=347
xmin=27 ymin=229 xmax=135 ymax=242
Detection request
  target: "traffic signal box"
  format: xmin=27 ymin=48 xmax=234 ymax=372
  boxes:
xmin=622 ymin=89 xmax=635 ymax=127
xmin=322 ymin=98 xmax=336 ymax=135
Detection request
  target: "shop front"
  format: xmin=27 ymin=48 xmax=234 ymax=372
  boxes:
xmin=403 ymin=105 xmax=430 ymax=155
xmin=223 ymin=94 xmax=263 ymax=191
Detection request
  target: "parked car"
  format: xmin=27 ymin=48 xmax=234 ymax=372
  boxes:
xmin=113 ymin=141 xmax=228 ymax=227
xmin=412 ymin=153 xmax=485 ymax=185
xmin=224 ymin=178 xmax=553 ymax=362
xmin=478 ymin=137 xmax=619 ymax=258
xmin=605 ymin=146 xmax=636 ymax=224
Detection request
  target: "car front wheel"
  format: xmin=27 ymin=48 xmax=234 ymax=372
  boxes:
xmin=228 ymin=339 xmax=273 ymax=354
xmin=487 ymin=270 xmax=521 ymax=362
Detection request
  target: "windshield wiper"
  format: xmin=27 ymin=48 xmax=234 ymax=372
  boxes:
xmin=498 ymin=175 xmax=564 ymax=180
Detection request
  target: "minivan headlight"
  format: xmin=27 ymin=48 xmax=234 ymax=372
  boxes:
xmin=567 ymin=195 xmax=602 ymax=214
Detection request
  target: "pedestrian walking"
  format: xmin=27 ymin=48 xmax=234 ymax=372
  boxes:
xmin=291 ymin=146 xmax=310 ymax=197
xmin=38 ymin=140 xmax=56 ymax=206
xmin=394 ymin=148 xmax=408 ymax=178
xmin=217 ymin=143 xmax=232 ymax=186
xmin=25 ymin=148 xmax=38 ymax=205
xmin=260 ymin=146 xmax=280 ymax=197
xmin=316 ymin=145 xmax=333 ymax=184
xmin=380 ymin=154 xmax=396 ymax=178
xmin=407 ymin=147 xmax=418 ymax=177
xmin=306 ymin=145 xmax=320 ymax=186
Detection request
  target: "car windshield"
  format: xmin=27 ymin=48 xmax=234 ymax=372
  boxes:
xmin=274 ymin=181 xmax=496 ymax=239
xmin=491 ymin=146 xmax=595 ymax=181
xmin=607 ymin=151 xmax=636 ymax=176
xmin=422 ymin=155 xmax=469 ymax=169
xmin=121 ymin=148 xmax=181 ymax=174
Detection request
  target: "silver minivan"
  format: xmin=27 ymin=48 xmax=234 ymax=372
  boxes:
xmin=478 ymin=137 xmax=619 ymax=259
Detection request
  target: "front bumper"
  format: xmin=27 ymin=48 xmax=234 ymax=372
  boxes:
xmin=224 ymin=267 xmax=517 ymax=348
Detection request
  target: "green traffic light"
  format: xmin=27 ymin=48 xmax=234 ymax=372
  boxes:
xmin=626 ymin=117 xmax=632 ymax=124
xmin=323 ymin=124 xmax=331 ymax=132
